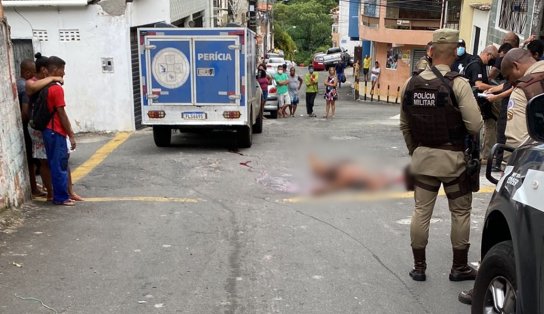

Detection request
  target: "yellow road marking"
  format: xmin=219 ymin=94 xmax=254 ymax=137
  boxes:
xmin=84 ymin=196 xmax=200 ymax=203
xmin=282 ymin=185 xmax=496 ymax=204
xmin=71 ymin=132 xmax=131 ymax=183
xmin=34 ymin=196 xmax=200 ymax=203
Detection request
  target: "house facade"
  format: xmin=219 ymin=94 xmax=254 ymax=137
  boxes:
xmin=358 ymin=0 xmax=461 ymax=96
xmin=458 ymin=1 xmax=491 ymax=55
xmin=486 ymin=0 xmax=544 ymax=45
xmin=4 ymin=0 xmax=214 ymax=132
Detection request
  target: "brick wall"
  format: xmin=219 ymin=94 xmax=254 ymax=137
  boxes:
xmin=0 ymin=10 xmax=30 ymax=213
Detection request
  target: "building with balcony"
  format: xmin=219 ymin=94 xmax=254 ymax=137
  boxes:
xmin=359 ymin=0 xmax=460 ymax=96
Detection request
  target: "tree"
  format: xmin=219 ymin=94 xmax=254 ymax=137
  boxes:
xmin=272 ymin=0 xmax=332 ymax=61
xmin=274 ymin=25 xmax=297 ymax=58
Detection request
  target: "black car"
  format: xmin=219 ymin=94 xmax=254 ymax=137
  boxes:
xmin=472 ymin=95 xmax=544 ymax=313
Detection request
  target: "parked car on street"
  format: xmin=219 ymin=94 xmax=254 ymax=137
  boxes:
xmin=471 ymin=94 xmax=544 ymax=313
xmin=312 ymin=53 xmax=326 ymax=71
xmin=264 ymin=52 xmax=284 ymax=64
xmin=266 ymin=57 xmax=286 ymax=76
xmin=264 ymin=81 xmax=279 ymax=119
xmin=322 ymin=47 xmax=349 ymax=70
xmin=285 ymin=60 xmax=296 ymax=69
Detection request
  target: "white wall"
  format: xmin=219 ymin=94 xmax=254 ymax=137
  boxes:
xmin=170 ymin=0 xmax=211 ymax=25
xmin=0 ymin=17 xmax=30 ymax=211
xmin=6 ymin=5 xmax=135 ymax=132
xmin=338 ymin=0 xmax=359 ymax=55
xmin=131 ymin=0 xmax=170 ymax=26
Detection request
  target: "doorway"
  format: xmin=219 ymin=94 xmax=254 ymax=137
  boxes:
xmin=473 ymin=26 xmax=481 ymax=55
xmin=11 ymin=39 xmax=34 ymax=78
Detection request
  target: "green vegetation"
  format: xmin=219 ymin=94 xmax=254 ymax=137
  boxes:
xmin=273 ymin=0 xmax=335 ymax=65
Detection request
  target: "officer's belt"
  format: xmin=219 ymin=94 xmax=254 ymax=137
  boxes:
xmin=419 ymin=144 xmax=465 ymax=151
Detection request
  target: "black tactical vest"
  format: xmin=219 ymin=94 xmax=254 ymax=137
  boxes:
xmin=403 ymin=72 xmax=467 ymax=147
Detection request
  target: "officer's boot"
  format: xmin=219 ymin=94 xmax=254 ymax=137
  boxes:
xmin=449 ymin=247 xmax=477 ymax=281
xmin=409 ymin=248 xmax=426 ymax=281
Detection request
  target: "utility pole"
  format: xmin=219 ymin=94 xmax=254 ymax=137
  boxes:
xmin=264 ymin=0 xmax=269 ymax=56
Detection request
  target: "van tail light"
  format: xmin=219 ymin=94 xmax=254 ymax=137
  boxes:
xmin=267 ymin=65 xmax=272 ymax=68
xmin=269 ymin=87 xmax=277 ymax=93
xmin=147 ymin=110 xmax=166 ymax=119
xmin=223 ymin=111 xmax=241 ymax=119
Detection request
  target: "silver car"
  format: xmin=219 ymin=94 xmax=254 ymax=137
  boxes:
xmin=266 ymin=57 xmax=285 ymax=76
xmin=264 ymin=80 xmax=279 ymax=119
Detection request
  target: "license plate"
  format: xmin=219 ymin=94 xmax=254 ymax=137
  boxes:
xmin=182 ymin=112 xmax=207 ymax=120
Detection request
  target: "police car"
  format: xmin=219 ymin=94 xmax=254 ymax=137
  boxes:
xmin=471 ymin=94 xmax=544 ymax=313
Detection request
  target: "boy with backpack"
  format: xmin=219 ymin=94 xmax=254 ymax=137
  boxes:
xmin=35 ymin=56 xmax=77 ymax=206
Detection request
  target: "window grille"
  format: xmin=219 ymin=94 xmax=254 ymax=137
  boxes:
xmin=59 ymin=29 xmax=81 ymax=42
xmin=32 ymin=29 xmax=48 ymax=42
xmin=498 ymin=0 xmax=528 ymax=34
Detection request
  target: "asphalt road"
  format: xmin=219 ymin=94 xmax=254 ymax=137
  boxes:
xmin=0 ymin=69 xmax=492 ymax=314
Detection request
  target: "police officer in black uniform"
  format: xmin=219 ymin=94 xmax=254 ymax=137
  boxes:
xmin=451 ymin=39 xmax=473 ymax=74
xmin=462 ymin=45 xmax=499 ymax=161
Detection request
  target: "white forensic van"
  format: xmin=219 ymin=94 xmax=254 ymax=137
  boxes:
xmin=138 ymin=27 xmax=263 ymax=148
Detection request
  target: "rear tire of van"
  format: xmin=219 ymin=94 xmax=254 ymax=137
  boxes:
xmin=472 ymin=241 xmax=517 ymax=314
xmin=270 ymin=110 xmax=278 ymax=119
xmin=153 ymin=126 xmax=172 ymax=147
xmin=237 ymin=125 xmax=252 ymax=148
xmin=253 ymin=106 xmax=263 ymax=134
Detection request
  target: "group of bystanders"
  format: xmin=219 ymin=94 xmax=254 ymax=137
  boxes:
xmin=16 ymin=53 xmax=82 ymax=206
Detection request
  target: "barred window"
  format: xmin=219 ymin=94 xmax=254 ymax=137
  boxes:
xmin=498 ymin=0 xmax=528 ymax=34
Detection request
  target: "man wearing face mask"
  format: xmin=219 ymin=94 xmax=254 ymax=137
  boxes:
xmin=451 ymin=39 xmax=473 ymax=74
xmin=457 ymin=49 xmax=544 ymax=306
xmin=462 ymin=45 xmax=499 ymax=161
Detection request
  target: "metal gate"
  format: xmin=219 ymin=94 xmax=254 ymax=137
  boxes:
xmin=131 ymin=28 xmax=145 ymax=129
xmin=11 ymin=39 xmax=33 ymax=78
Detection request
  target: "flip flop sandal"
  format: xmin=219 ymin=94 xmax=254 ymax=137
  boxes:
xmin=70 ymin=194 xmax=84 ymax=201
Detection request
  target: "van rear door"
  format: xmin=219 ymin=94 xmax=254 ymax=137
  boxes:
xmin=143 ymin=36 xmax=240 ymax=107
xmin=194 ymin=37 xmax=240 ymax=106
